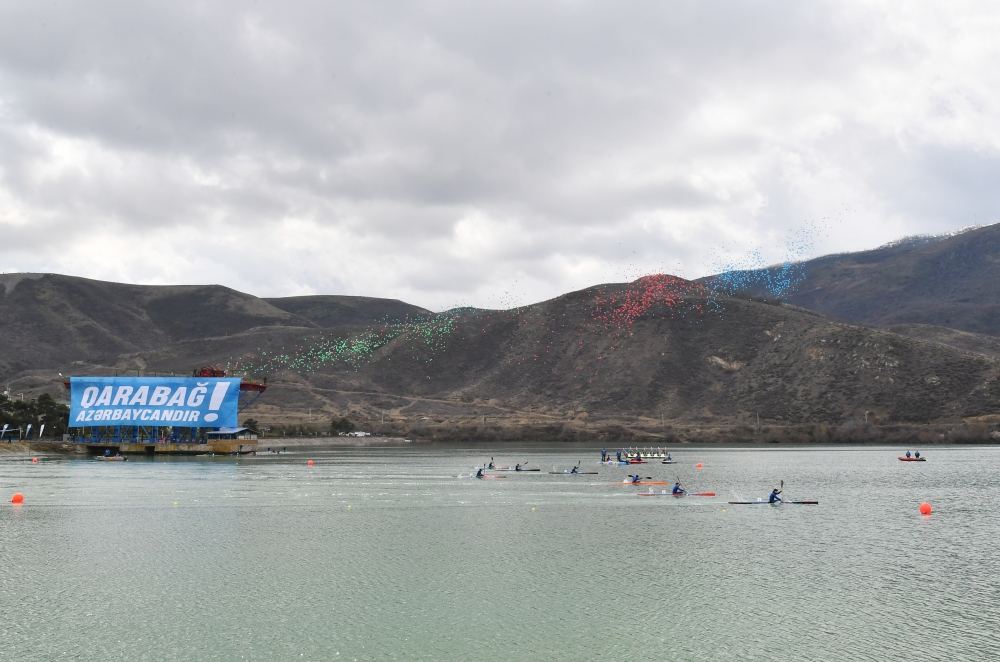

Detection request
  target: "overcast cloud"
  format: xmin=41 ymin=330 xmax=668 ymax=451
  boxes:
xmin=1 ymin=1 xmax=998 ymax=309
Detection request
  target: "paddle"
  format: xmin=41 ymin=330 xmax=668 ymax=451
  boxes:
xmin=674 ymin=474 xmax=687 ymax=495
xmin=622 ymin=475 xmax=654 ymax=483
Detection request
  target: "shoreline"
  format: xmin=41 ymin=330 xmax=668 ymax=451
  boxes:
xmin=5 ymin=437 xmax=998 ymax=457
xmin=254 ymin=436 xmax=418 ymax=448
xmin=251 ymin=436 xmax=1000 ymax=449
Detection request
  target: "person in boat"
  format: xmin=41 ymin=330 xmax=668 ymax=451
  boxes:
xmin=769 ymin=488 xmax=782 ymax=503
xmin=488 ymin=458 xmax=495 ymax=469
xmin=570 ymin=464 xmax=580 ymax=474
xmin=905 ymin=450 xmax=912 ymax=458
xmin=475 ymin=467 xmax=485 ymax=478
xmin=914 ymin=450 xmax=921 ymax=459
xmin=672 ymin=481 xmax=685 ymax=495
xmin=515 ymin=463 xmax=522 ymax=471
xmin=629 ymin=474 xmax=641 ymax=484
xmin=666 ymin=452 xmax=672 ymax=461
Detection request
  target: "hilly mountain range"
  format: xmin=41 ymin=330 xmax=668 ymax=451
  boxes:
xmin=2 ymin=225 xmax=999 ymax=442
xmin=707 ymin=224 xmax=1000 ymax=337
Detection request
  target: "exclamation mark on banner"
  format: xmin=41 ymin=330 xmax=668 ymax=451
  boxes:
xmin=202 ymin=382 xmax=231 ymax=423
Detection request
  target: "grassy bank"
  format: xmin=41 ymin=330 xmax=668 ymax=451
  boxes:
xmin=251 ymin=417 xmax=1000 ymax=445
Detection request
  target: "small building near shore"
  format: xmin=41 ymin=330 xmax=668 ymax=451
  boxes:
xmin=205 ymin=427 xmax=258 ymax=441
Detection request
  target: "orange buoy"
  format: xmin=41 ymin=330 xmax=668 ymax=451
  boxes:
xmin=306 ymin=459 xmax=315 ymax=467
xmin=31 ymin=457 xmax=39 ymax=464
xmin=919 ymin=502 xmax=932 ymax=516
xmin=11 ymin=493 xmax=24 ymax=504
xmin=695 ymin=462 xmax=704 ymax=470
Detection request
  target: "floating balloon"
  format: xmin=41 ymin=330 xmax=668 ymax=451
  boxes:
xmin=592 ymin=275 xmax=708 ymax=331
xmin=11 ymin=492 xmax=24 ymax=504
xmin=306 ymin=459 xmax=315 ymax=467
xmin=228 ymin=310 xmax=464 ymax=378
xmin=705 ymin=225 xmax=821 ymax=301
xmin=919 ymin=502 xmax=932 ymax=516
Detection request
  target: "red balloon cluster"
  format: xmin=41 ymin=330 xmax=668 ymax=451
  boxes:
xmin=593 ymin=275 xmax=707 ymax=330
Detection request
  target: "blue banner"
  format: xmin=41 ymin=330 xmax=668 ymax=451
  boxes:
xmin=69 ymin=377 xmax=241 ymax=428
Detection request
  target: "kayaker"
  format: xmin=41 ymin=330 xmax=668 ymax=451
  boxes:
xmin=488 ymin=458 xmax=495 ymax=469
xmin=666 ymin=452 xmax=672 ymax=461
xmin=769 ymin=488 xmax=782 ymax=503
xmin=629 ymin=474 xmax=641 ymax=484
xmin=915 ymin=450 xmax=921 ymax=459
xmin=515 ymin=463 xmax=522 ymax=471
xmin=905 ymin=450 xmax=912 ymax=458
xmin=672 ymin=481 xmax=685 ymax=495
xmin=475 ymin=467 xmax=485 ymax=478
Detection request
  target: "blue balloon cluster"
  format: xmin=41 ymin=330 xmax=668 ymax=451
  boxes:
xmin=709 ymin=260 xmax=807 ymax=299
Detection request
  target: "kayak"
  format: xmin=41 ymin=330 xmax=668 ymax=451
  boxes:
xmin=622 ymin=480 xmax=668 ymax=486
xmin=492 ymin=468 xmax=541 ymax=472
xmin=459 ymin=474 xmax=507 ymax=480
xmin=600 ymin=460 xmax=629 ymax=465
xmin=639 ymin=491 xmax=716 ymax=497
xmin=727 ymin=500 xmax=818 ymax=505
xmin=548 ymin=471 xmax=599 ymax=475
xmin=628 ymin=459 xmax=647 ymax=464
xmin=898 ymin=457 xmax=926 ymax=462
xmin=661 ymin=460 xmax=676 ymax=464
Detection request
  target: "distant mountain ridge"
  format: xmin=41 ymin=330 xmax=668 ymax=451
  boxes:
xmin=0 ymin=273 xmax=426 ymax=376
xmin=704 ymin=223 xmax=1000 ymax=336
xmin=3 ymin=224 xmax=1000 ymax=440
xmin=265 ymin=295 xmax=430 ymax=328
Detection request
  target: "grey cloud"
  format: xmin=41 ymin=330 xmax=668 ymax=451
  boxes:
xmin=1 ymin=1 xmax=998 ymax=308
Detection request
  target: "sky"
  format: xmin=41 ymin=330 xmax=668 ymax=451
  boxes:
xmin=1 ymin=1 xmax=999 ymax=311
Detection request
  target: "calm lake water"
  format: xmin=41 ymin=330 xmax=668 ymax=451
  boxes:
xmin=2 ymin=444 xmax=999 ymax=661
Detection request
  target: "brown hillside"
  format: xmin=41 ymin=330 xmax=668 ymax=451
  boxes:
xmin=4 ymin=273 xmax=999 ymax=441
xmin=702 ymin=223 xmax=1000 ymax=336
xmin=265 ymin=295 xmax=430 ymax=328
